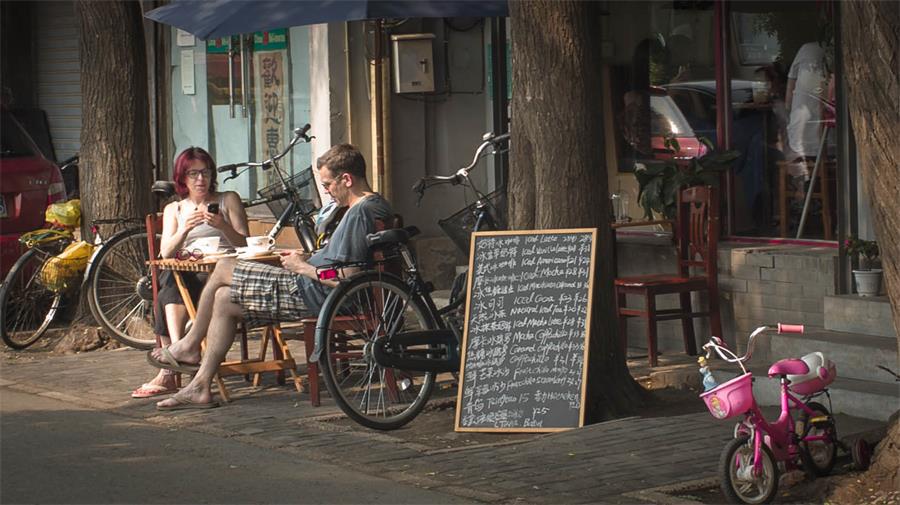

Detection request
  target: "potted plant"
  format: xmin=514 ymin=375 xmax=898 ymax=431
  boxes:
xmin=634 ymin=137 xmax=739 ymax=220
xmin=846 ymin=236 xmax=882 ymax=296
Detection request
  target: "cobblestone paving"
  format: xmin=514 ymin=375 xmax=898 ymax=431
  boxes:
xmin=6 ymin=345 xmax=880 ymax=504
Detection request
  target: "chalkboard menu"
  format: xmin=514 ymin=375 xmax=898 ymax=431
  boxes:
xmin=454 ymin=229 xmax=597 ymax=432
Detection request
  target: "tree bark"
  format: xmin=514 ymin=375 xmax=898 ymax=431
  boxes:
xmin=75 ymin=0 xmax=154 ymax=234
xmin=841 ymin=1 xmax=900 ymax=355
xmin=509 ymin=0 xmax=645 ymax=422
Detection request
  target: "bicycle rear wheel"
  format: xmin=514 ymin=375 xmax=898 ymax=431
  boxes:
xmin=0 ymin=248 xmax=64 ymax=349
xmin=318 ymin=271 xmax=437 ymax=430
xmin=799 ymin=401 xmax=837 ymax=477
xmin=87 ymin=227 xmax=157 ymax=349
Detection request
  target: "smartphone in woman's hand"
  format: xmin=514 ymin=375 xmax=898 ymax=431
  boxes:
xmin=207 ymin=202 xmax=219 ymax=214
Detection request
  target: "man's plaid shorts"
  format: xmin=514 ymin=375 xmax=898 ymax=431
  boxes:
xmin=231 ymin=260 xmax=309 ymax=328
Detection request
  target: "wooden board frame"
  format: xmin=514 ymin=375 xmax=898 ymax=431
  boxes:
xmin=454 ymin=228 xmax=598 ymax=433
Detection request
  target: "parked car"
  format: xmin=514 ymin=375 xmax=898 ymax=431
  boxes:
xmin=662 ymin=80 xmax=759 ymax=145
xmin=648 ymin=87 xmax=707 ymax=160
xmin=0 ymin=108 xmax=66 ymax=278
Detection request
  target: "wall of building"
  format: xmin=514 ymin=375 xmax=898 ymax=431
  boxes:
xmin=617 ymin=236 xmax=837 ymax=354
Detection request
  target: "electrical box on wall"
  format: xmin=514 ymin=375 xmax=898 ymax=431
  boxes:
xmin=390 ymin=33 xmax=436 ymax=94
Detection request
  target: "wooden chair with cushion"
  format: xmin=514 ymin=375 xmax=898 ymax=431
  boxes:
xmin=296 ymin=214 xmax=404 ymax=406
xmin=614 ymin=186 xmax=722 ymax=367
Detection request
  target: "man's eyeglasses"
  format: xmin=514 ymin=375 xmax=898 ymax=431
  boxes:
xmin=320 ymin=173 xmax=344 ymax=190
xmin=186 ymin=168 xmax=212 ymax=180
xmin=175 ymin=248 xmax=204 ymax=261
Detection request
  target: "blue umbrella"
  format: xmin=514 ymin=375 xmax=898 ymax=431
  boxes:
xmin=145 ymin=0 xmax=509 ymax=40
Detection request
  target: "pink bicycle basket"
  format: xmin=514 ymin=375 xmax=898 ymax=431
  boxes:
xmin=700 ymin=373 xmax=755 ymax=420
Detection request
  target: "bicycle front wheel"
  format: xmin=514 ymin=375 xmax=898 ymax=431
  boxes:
xmin=0 ymin=248 xmax=63 ymax=349
xmin=318 ymin=272 xmax=437 ymax=430
xmin=87 ymin=227 xmax=157 ymax=349
xmin=719 ymin=435 xmax=779 ymax=505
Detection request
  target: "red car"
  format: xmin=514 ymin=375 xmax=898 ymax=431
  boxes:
xmin=0 ymin=109 xmax=66 ymax=278
xmin=649 ymin=87 xmax=707 ymax=161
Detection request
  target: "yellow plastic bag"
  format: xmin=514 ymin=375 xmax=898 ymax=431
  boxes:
xmin=45 ymin=199 xmax=81 ymax=228
xmin=40 ymin=240 xmax=94 ymax=291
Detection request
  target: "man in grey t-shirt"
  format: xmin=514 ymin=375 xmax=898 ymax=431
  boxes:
xmin=149 ymin=144 xmax=393 ymax=410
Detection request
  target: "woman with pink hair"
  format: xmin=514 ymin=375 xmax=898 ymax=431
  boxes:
xmin=131 ymin=147 xmax=248 ymax=398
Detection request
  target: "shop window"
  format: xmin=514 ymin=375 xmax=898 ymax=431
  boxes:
xmin=606 ymin=1 xmax=838 ymax=240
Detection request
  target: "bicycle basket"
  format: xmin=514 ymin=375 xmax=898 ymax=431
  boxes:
xmin=257 ymin=165 xmax=320 ymax=217
xmin=438 ymin=188 xmax=507 ymax=254
xmin=700 ymin=372 xmax=755 ymax=420
xmin=40 ymin=240 xmax=94 ymax=292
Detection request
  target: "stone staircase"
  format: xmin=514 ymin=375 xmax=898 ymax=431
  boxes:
xmin=746 ymin=295 xmax=898 ymax=421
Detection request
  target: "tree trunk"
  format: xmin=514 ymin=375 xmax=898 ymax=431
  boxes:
xmin=75 ymin=0 xmax=154 ymax=234
xmin=841 ymin=1 xmax=900 ymax=356
xmin=509 ymin=0 xmax=645 ymax=422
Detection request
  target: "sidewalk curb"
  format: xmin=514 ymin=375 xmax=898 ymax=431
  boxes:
xmin=621 ymin=477 xmax=716 ymax=505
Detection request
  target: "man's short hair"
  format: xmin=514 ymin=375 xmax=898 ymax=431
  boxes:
xmin=317 ymin=144 xmax=367 ymax=180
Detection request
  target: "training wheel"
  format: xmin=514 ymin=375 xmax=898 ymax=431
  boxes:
xmin=851 ymin=439 xmax=871 ymax=471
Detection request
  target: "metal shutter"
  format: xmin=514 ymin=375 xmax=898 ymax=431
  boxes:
xmin=34 ymin=1 xmax=81 ymax=163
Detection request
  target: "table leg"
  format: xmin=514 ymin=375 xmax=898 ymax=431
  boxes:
xmin=172 ymin=271 xmax=197 ymax=319
xmin=172 ymin=271 xmax=229 ymax=403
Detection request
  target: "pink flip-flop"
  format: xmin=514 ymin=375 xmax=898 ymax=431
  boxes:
xmin=131 ymin=383 xmax=177 ymax=399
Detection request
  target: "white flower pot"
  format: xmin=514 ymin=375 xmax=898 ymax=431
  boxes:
xmin=852 ymin=269 xmax=882 ymax=297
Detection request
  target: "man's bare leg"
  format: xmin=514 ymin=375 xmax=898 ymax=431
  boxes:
xmin=151 ymin=258 xmax=238 ymax=364
xmin=156 ymin=287 xmax=242 ymax=407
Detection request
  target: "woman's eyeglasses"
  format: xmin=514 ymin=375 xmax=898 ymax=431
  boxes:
xmin=186 ymin=168 xmax=212 ymax=180
xmin=175 ymin=248 xmax=204 ymax=261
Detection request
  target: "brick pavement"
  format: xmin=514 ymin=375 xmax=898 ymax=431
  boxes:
xmin=0 ymin=345 xmax=882 ymax=504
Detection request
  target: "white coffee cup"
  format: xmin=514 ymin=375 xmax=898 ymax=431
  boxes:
xmin=245 ymin=235 xmax=275 ymax=250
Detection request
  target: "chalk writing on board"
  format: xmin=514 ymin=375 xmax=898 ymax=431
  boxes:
xmin=456 ymin=230 xmax=595 ymax=431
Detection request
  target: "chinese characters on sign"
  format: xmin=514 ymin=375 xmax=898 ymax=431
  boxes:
xmin=254 ymin=49 xmax=287 ymax=188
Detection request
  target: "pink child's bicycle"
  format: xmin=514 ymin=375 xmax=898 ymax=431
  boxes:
xmin=700 ymin=324 xmax=869 ymax=504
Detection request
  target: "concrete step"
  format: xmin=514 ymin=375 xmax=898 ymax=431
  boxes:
xmin=741 ymin=368 xmax=900 ymax=422
xmin=755 ymin=326 xmax=897 ymax=385
xmin=824 ymin=295 xmax=896 ymax=338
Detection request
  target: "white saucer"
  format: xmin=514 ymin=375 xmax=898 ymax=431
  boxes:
xmin=236 ymin=247 xmax=275 ymax=260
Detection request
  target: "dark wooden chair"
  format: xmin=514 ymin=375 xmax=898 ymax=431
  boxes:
xmin=297 ymin=214 xmax=404 ymax=406
xmin=614 ymin=186 xmax=722 ymax=367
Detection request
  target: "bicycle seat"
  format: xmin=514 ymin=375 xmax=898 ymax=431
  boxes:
xmin=367 ymin=226 xmax=420 ymax=249
xmin=151 ymin=180 xmax=176 ymax=199
xmin=768 ymin=358 xmax=809 ymax=377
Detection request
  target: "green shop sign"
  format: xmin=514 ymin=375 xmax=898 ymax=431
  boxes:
xmin=254 ymin=29 xmax=287 ymax=51
xmin=207 ymin=37 xmax=230 ymax=54
xmin=206 ymin=29 xmax=287 ymax=54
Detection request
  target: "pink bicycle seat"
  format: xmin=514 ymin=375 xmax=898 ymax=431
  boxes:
xmin=768 ymin=358 xmax=809 ymax=377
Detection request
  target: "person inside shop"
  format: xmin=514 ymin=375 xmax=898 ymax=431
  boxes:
xmin=147 ymin=143 xmax=393 ymax=410
xmin=785 ymin=41 xmax=830 ymax=164
xmin=130 ymin=147 xmax=249 ymax=399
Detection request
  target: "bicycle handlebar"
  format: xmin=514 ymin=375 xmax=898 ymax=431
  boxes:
xmin=702 ymin=323 xmax=805 ymax=373
xmin=413 ymin=132 xmax=509 ymax=205
xmin=217 ymin=124 xmax=314 ymax=174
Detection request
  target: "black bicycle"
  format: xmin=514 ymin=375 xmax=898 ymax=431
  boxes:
xmin=312 ymin=132 xmax=509 ymax=430
xmin=217 ymin=124 xmax=321 ymax=254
